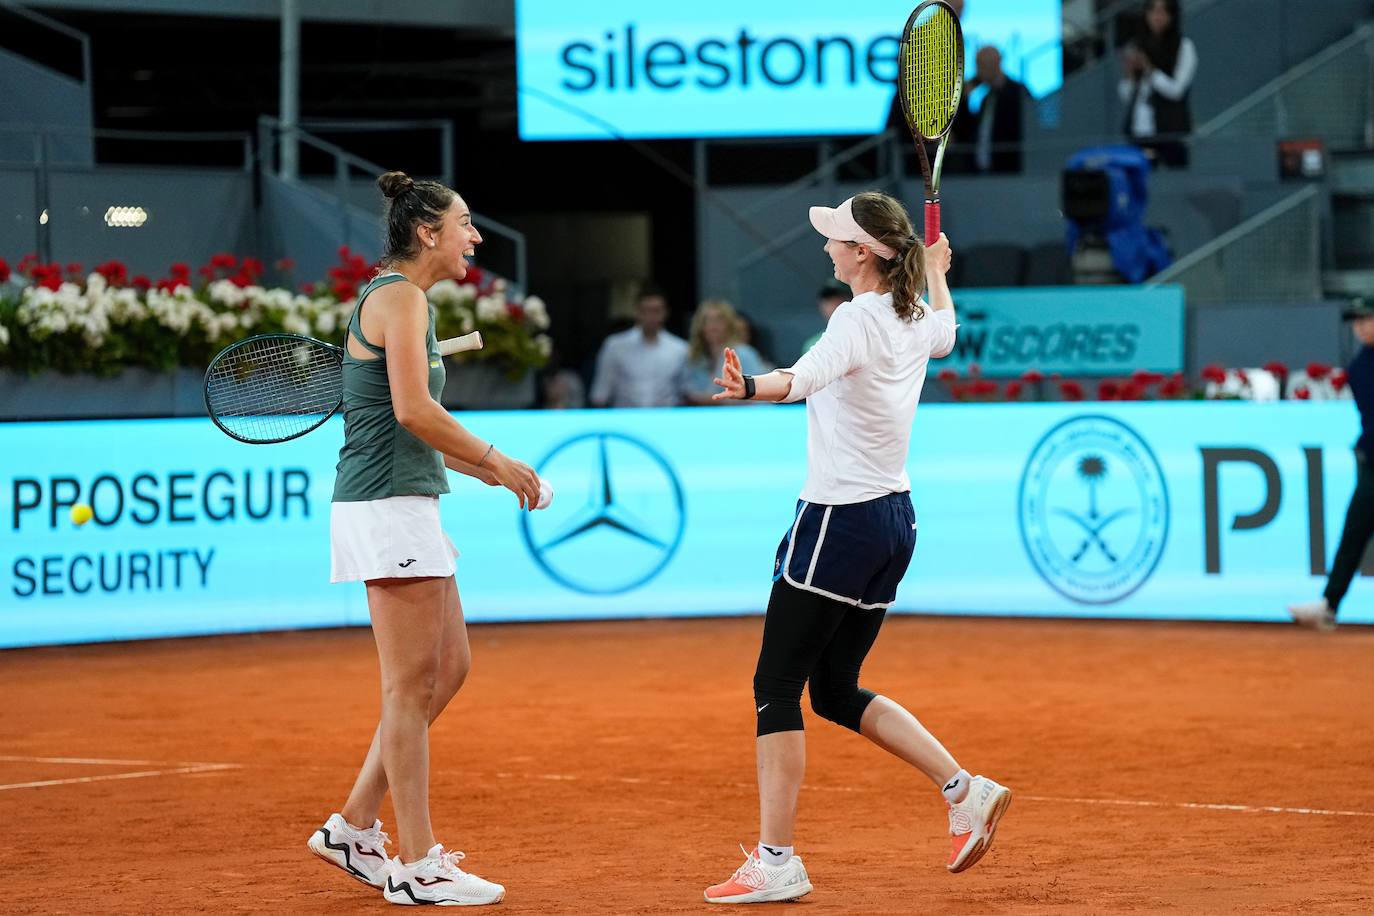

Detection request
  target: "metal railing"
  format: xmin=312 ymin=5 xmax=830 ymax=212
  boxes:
xmin=1193 ymin=23 xmax=1374 ymax=148
xmin=1147 ymin=184 xmax=1322 ymax=303
xmin=257 ymin=116 xmax=527 ymax=293
xmin=0 ymin=0 xmax=92 ymax=87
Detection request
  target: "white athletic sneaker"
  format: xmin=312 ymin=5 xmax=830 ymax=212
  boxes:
xmin=704 ymin=845 xmax=813 ymax=904
xmin=383 ymin=844 xmax=505 ymax=906
xmin=1288 ymin=598 xmax=1336 ymax=631
xmin=307 ymin=813 xmax=392 ymax=888
xmin=948 ymin=775 xmax=1012 ymax=873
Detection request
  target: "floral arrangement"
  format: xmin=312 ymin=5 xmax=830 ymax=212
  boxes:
xmin=935 ymin=361 xmax=1350 ymax=403
xmin=0 ymin=248 xmax=550 ymax=378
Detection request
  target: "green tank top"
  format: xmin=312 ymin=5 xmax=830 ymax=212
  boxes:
xmin=332 ymin=274 xmax=450 ymax=502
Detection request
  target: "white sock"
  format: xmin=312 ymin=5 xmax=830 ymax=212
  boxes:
xmin=757 ymin=843 xmax=792 ymax=866
xmin=942 ymin=769 xmax=972 ymax=804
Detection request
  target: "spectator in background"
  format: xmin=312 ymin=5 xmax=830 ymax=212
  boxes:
xmin=1119 ymin=0 xmax=1196 ymax=168
xmin=801 ymin=280 xmax=850 ymax=356
xmin=953 ymin=46 xmax=1029 ymax=174
xmin=680 ymin=299 xmax=769 ymax=406
xmin=1288 ymin=299 xmax=1374 ymax=631
xmin=589 ymin=285 xmax=688 ymax=407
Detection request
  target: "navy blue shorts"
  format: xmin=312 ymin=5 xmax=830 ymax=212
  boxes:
xmin=772 ymin=492 xmax=917 ymax=608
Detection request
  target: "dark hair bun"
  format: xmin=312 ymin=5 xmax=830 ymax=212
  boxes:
xmin=377 ymin=171 xmax=415 ymax=199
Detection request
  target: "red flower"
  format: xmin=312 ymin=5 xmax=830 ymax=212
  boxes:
xmin=0 ymin=258 xmax=9 ymax=283
xmin=338 ymin=245 xmax=352 ymax=261
xmin=65 ymin=262 xmax=84 ymax=277
xmin=937 ymin=367 xmax=959 ymax=383
xmin=1059 ymin=380 xmax=1085 ymax=401
xmin=972 ymin=379 xmax=998 ymax=396
xmin=1020 ymin=369 xmax=1044 ymax=383
xmin=1295 ymin=386 xmax=1311 ymax=400
xmin=131 ymin=275 xmax=151 ymax=290
xmin=241 ymin=257 xmax=264 ymax=278
xmin=1005 ymin=380 xmax=1024 ymax=400
xmin=333 ymin=280 xmax=357 ymax=300
xmin=209 ymin=253 xmax=238 ymax=269
xmin=1306 ymin=362 xmax=1331 ymax=381
xmin=1131 ymin=369 xmax=1164 ymax=385
xmin=169 ymin=262 xmax=191 ymax=278
xmin=300 ymin=282 xmax=316 ymax=295
xmin=1332 ymin=369 xmax=1349 ymax=392
xmin=1097 ymin=380 xmax=1121 ymax=401
xmin=1120 ymin=381 xmax=1147 ymax=401
xmin=1160 ymin=377 xmax=1188 ymax=398
xmin=198 ymin=265 xmax=214 ymax=278
xmin=1263 ymin=360 xmax=1289 ymax=378
xmin=16 ymin=253 xmax=38 ymax=274
xmin=1236 ymin=368 xmax=1250 ymax=385
xmin=37 ymin=272 xmax=61 ymax=291
xmin=229 ymin=271 xmax=253 ymax=288
xmin=94 ymin=260 xmax=129 ymax=286
xmin=1201 ymin=364 xmax=1227 ymax=385
xmin=275 ymin=257 xmax=296 ymax=272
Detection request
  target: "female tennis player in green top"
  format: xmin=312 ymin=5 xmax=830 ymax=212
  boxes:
xmin=307 ymin=170 xmax=541 ymax=906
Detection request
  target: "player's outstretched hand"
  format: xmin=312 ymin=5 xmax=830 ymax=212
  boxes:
xmin=488 ymin=451 xmax=541 ymax=510
xmin=712 ymin=347 xmax=746 ymax=400
xmin=925 ymin=232 xmax=952 ymax=278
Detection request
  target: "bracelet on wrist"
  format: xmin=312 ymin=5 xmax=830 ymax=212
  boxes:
xmin=743 ymin=375 xmax=757 ymax=400
xmin=477 ymin=444 xmax=495 ymax=467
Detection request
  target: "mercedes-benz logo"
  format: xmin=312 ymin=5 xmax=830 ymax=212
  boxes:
xmin=519 ymin=432 xmax=686 ymax=595
xmin=1018 ymin=415 xmax=1169 ymax=605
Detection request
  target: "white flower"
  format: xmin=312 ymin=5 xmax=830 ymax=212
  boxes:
xmin=208 ymin=279 xmax=246 ymax=308
xmin=283 ymin=314 xmax=311 ymax=336
xmin=475 ymin=295 xmax=505 ymax=323
xmin=315 ymin=310 xmax=338 ymax=336
xmin=523 ymin=295 xmax=550 ymax=330
xmin=535 ymin=333 xmax=552 ymax=358
xmin=0 ymin=324 xmax=9 ymax=346
xmin=458 ymin=314 xmax=475 ymax=334
xmin=86 ymin=273 xmax=107 ymax=295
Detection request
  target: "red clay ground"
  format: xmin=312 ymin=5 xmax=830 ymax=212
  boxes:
xmin=4 ymin=616 xmax=1373 ymax=915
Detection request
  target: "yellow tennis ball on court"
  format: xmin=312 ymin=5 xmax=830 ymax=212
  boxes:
xmin=70 ymin=503 xmax=93 ymax=526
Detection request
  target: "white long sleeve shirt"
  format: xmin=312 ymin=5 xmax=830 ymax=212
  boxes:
xmin=782 ymin=291 xmax=956 ymax=505
xmin=589 ymin=327 xmax=689 ymax=408
xmin=1118 ymin=37 xmax=1198 ymax=137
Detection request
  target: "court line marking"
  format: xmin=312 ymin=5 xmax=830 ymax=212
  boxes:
xmin=492 ymin=772 xmax=1374 ymax=818
xmin=0 ymin=755 xmax=230 ymax=767
xmin=1018 ymin=793 xmax=1374 ymax=818
xmin=0 ymin=763 xmax=241 ymax=792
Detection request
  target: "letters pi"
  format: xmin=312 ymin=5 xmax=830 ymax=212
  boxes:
xmin=1202 ymin=448 xmax=1372 ymax=577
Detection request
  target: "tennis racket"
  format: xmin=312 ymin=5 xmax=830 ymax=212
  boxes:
xmin=897 ymin=0 xmax=965 ymax=244
xmin=204 ymin=330 xmax=482 ymax=444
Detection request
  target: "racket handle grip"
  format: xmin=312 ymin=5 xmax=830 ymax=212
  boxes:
xmin=924 ymin=201 xmax=941 ymax=246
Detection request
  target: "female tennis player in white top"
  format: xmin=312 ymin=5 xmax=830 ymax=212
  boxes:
xmin=703 ymin=191 xmax=1011 ymax=905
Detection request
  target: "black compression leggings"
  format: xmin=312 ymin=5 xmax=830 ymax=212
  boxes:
xmin=753 ymin=580 xmax=886 ymax=737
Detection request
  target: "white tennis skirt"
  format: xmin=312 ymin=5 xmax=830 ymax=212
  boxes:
xmin=330 ymin=495 xmax=458 ymax=583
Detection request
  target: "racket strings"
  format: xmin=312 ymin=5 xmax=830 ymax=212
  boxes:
xmin=904 ymin=5 xmax=960 ymax=138
xmin=206 ymin=337 xmax=343 ymax=442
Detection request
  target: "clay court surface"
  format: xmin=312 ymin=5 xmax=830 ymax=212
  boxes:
xmin=4 ymin=615 xmax=1373 ymax=915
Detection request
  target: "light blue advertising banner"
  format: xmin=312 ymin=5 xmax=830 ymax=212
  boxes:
xmin=1 ymin=402 xmax=1368 ymax=648
xmin=943 ymin=285 xmax=1186 ymax=377
xmin=515 ymin=0 xmax=1062 ymax=140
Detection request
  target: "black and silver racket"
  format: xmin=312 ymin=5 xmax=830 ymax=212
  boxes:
xmin=204 ymin=330 xmax=483 ymax=444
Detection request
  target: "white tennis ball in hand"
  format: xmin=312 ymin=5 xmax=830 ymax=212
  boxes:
xmin=536 ymin=477 xmax=554 ymax=510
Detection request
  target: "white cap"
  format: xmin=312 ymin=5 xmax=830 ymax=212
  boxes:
xmin=808 ymin=197 xmax=898 ymax=259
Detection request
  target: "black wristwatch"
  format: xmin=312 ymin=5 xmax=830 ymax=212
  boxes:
xmin=742 ymin=375 xmax=756 ymax=400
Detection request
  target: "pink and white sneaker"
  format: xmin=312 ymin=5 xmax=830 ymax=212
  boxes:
xmin=307 ymin=813 xmax=392 ymax=888
xmin=947 ymin=775 xmax=1012 ymax=873
xmin=704 ymin=846 xmax=812 ymax=904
